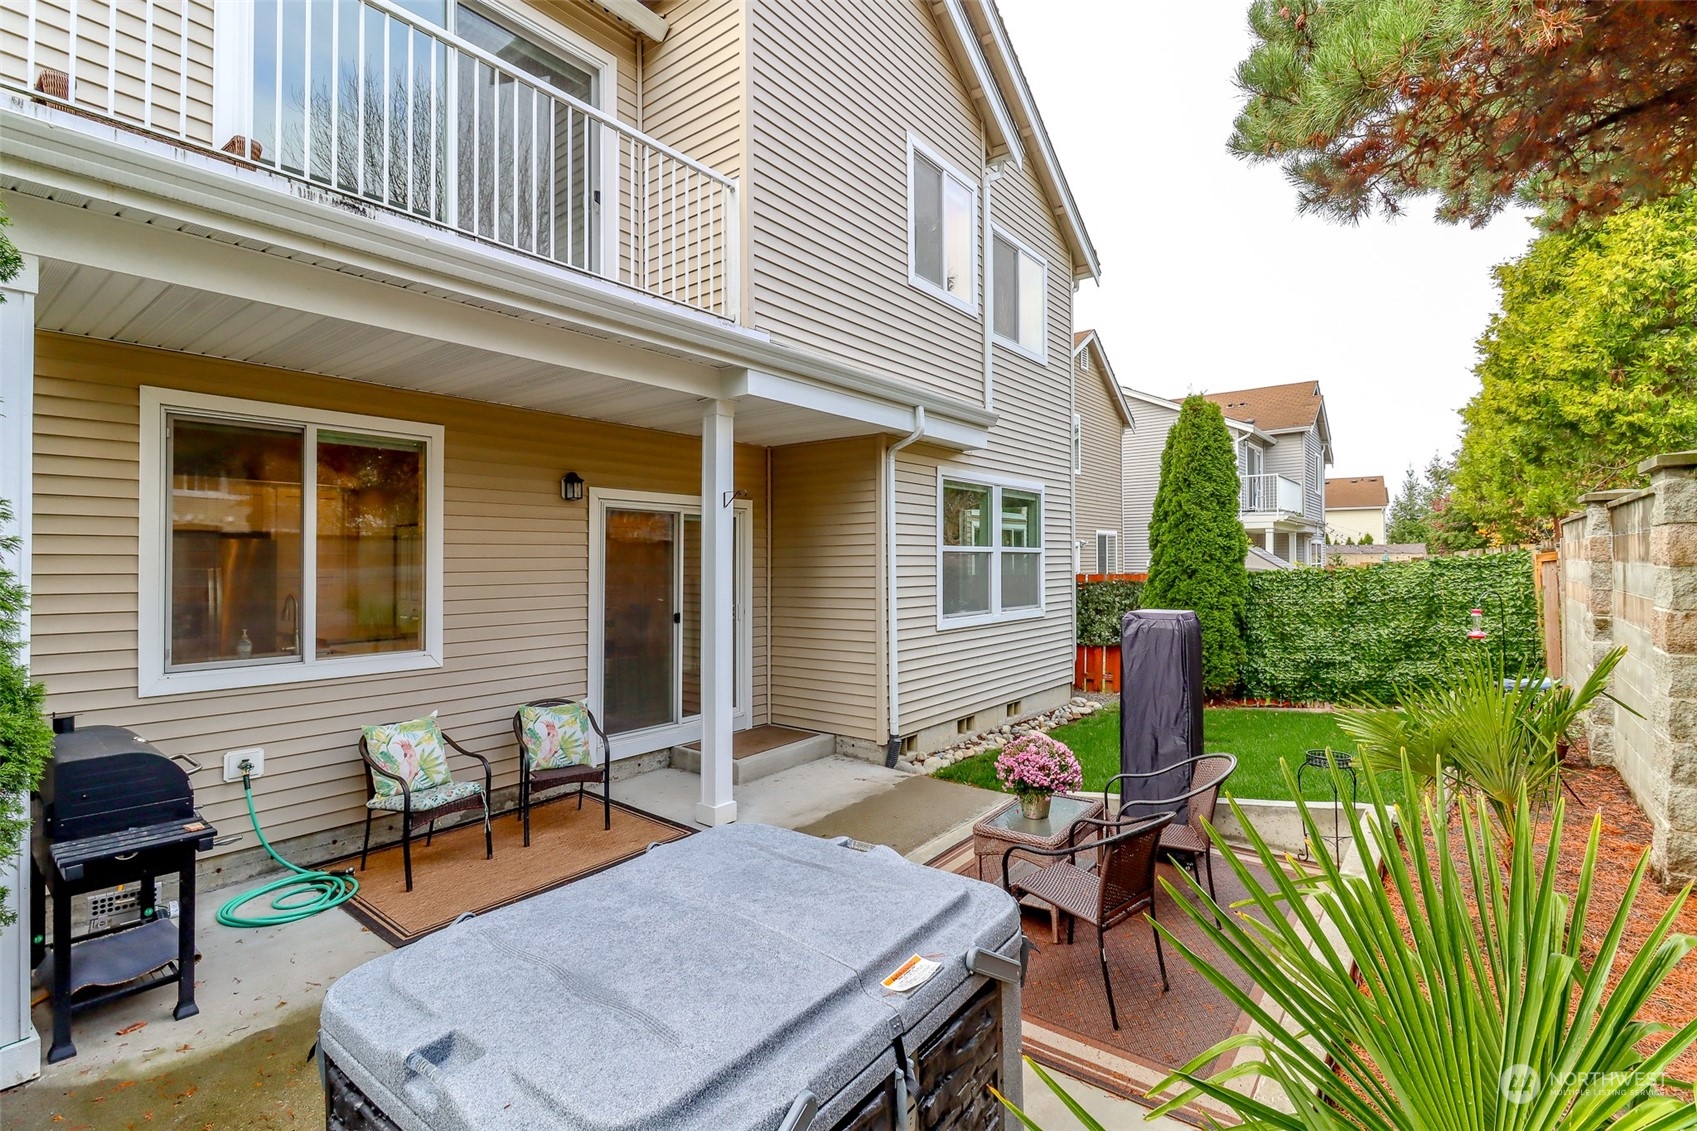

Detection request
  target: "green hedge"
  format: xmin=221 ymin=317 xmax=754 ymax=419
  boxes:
xmin=1076 ymin=578 xmax=1143 ymax=646
xmin=1239 ymin=552 xmax=1542 ymax=703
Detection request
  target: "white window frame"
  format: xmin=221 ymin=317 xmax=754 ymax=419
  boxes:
xmin=1095 ymin=530 xmax=1119 ymax=575
xmin=991 ymin=225 xmax=1048 ymax=362
xmin=137 ymin=388 xmax=446 ymax=698
xmin=1070 ymin=412 xmax=1083 ymax=476
xmin=906 ymin=133 xmax=980 ymax=314
xmin=213 ymin=0 xmax=619 ymax=278
xmin=936 ymin=469 xmax=1046 ymax=630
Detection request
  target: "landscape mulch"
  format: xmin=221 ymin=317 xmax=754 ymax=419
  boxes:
xmin=1382 ymin=763 xmax=1697 ymax=1082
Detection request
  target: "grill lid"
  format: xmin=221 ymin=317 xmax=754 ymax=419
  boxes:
xmin=39 ymin=726 xmax=195 ymax=842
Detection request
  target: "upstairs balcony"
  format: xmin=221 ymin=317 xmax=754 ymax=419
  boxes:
xmin=1240 ymin=473 xmax=1304 ymax=516
xmin=2 ymin=0 xmax=738 ymax=320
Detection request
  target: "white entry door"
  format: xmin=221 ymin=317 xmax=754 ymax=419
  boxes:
xmin=589 ymin=490 xmax=752 ymax=758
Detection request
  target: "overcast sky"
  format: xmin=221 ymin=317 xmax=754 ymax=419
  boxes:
xmin=1000 ymin=0 xmax=1539 ymax=484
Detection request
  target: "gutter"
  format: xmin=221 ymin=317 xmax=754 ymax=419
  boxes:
xmin=884 ymin=407 xmax=926 ymax=767
xmin=1 ymin=105 xmax=1000 ymax=440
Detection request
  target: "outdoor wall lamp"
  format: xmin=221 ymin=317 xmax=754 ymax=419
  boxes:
xmin=560 ymin=472 xmax=585 ymax=502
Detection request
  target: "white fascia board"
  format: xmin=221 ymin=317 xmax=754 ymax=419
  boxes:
xmin=595 ymin=0 xmax=668 ymax=41
xmin=933 ymin=0 xmax=1024 ymax=168
xmin=2 ymin=103 xmax=995 ymax=437
xmin=1120 ymin=386 xmax=1183 ymax=414
xmin=729 ymin=369 xmax=990 ymax=451
xmin=970 ymin=0 xmax=1100 ymax=281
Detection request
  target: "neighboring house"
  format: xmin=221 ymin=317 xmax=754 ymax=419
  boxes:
xmin=1199 ymin=382 xmax=1333 ymax=566
xmin=1329 ymin=543 xmax=1429 ymax=567
xmin=1104 ymin=380 xmax=1330 ymax=571
xmin=1070 ymin=330 xmax=1134 ymax=574
xmin=0 ymin=0 xmax=1099 ymax=1050
xmin=1326 ymin=476 xmax=1389 ymax=544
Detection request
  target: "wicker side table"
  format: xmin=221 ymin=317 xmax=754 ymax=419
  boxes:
xmin=972 ymin=794 xmax=1105 ymax=943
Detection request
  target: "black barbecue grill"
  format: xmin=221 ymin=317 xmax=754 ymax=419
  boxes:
xmin=30 ymin=724 xmax=217 ymax=1063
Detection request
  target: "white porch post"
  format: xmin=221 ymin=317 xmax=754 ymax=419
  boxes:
xmin=0 ymin=253 xmax=41 ymax=1088
xmin=697 ymin=399 xmax=738 ymax=827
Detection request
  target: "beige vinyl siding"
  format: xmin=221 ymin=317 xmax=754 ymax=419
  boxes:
xmin=1074 ymin=346 xmax=1124 ymax=568
xmin=31 ymin=333 xmax=768 ymax=858
xmin=1265 ymin=427 xmax=1324 ymax=526
xmin=641 ymin=0 xmax=744 ymax=318
xmin=768 ymin=437 xmax=881 ymax=741
xmin=891 ymin=158 xmax=1076 ymax=733
xmin=1 ymin=0 xmax=216 ymax=145
xmin=746 ymin=0 xmax=985 ymax=403
xmin=1121 ymin=397 xmax=1178 ymax=572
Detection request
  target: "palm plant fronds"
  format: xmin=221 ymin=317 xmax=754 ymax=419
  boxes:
xmin=1145 ymin=758 xmax=1697 ymax=1130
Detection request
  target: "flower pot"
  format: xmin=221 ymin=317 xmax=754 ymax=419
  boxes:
xmin=1019 ymin=793 xmax=1051 ymax=821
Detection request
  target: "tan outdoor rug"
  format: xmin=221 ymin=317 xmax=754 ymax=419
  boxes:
xmin=330 ymin=796 xmax=691 ymax=946
xmin=928 ymin=837 xmax=1258 ymax=1123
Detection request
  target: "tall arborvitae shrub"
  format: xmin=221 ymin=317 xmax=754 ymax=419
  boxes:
xmin=0 ymin=203 xmax=50 ymax=928
xmin=0 ymin=497 xmax=51 ymax=927
xmin=1143 ymin=396 xmax=1249 ymax=696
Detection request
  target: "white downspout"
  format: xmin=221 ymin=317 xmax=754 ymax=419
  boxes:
xmin=884 ymin=406 xmax=925 ymax=766
xmin=981 ymin=154 xmax=1006 ymax=411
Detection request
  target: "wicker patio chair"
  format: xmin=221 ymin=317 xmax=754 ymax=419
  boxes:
xmin=1105 ymin=753 xmax=1238 ymax=900
xmin=513 ymin=698 xmax=612 ymax=846
xmin=1001 ymin=810 xmax=1176 ymax=1031
xmin=358 ymin=715 xmax=494 ymax=893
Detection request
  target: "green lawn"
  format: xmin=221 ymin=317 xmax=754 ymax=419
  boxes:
xmin=934 ymin=706 xmax=1397 ymax=803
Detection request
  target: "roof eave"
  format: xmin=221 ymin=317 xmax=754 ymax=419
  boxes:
xmin=1072 ymin=332 xmax=1134 ymax=428
xmin=958 ymin=0 xmax=1100 ymax=282
xmin=931 ymin=0 xmax=1025 ymax=168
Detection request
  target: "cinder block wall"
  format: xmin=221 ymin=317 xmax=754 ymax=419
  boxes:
xmin=1558 ymin=453 xmax=1697 ymax=882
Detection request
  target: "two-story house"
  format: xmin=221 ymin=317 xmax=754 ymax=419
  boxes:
xmin=1069 ymin=329 xmax=1133 ymax=574
xmin=0 ymin=0 xmax=1099 ymax=1080
xmin=1325 ymin=475 xmax=1389 ymax=544
xmin=1087 ymin=379 xmax=1332 ymax=571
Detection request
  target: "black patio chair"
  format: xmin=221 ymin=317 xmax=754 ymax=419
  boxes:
xmin=1105 ymin=753 xmax=1238 ymax=900
xmin=513 ymin=698 xmax=612 ymax=846
xmin=1002 ymin=810 xmax=1175 ymax=1031
xmin=358 ymin=720 xmax=494 ymax=894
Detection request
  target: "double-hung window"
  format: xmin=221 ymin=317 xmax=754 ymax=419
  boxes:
xmin=939 ymin=475 xmax=1044 ymax=626
xmin=908 ymin=136 xmax=977 ymax=310
xmin=1095 ymin=531 xmax=1119 ymax=575
xmin=139 ymin=389 xmax=444 ymax=696
xmin=992 ymin=229 xmax=1046 ymax=358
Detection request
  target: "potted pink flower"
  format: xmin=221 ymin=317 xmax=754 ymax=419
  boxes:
xmin=994 ymin=734 xmax=1084 ymax=821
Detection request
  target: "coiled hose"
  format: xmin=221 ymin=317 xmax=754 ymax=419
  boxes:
xmin=216 ymin=771 xmax=359 ymax=928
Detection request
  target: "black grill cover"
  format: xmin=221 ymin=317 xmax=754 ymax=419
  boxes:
xmin=1118 ymin=610 xmax=1203 ymax=823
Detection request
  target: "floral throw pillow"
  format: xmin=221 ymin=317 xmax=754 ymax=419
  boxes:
xmin=519 ymin=702 xmax=594 ymax=771
xmin=363 ymin=715 xmax=453 ymax=799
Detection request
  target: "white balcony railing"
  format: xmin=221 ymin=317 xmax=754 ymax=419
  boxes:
xmin=2 ymin=0 xmax=738 ymax=320
xmin=1241 ymin=473 xmax=1304 ymax=515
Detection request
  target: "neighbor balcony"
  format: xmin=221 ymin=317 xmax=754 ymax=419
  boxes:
xmin=1 ymin=0 xmax=738 ymax=319
xmin=1240 ymin=472 xmax=1304 ymax=515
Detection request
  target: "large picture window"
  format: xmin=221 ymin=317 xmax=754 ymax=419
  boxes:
xmin=939 ymin=474 xmax=1044 ymax=626
xmin=909 ymin=135 xmax=978 ymax=311
xmin=140 ymin=390 xmax=444 ymax=696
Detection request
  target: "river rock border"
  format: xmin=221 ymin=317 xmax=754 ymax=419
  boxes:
xmin=898 ymin=696 xmax=1107 ymax=774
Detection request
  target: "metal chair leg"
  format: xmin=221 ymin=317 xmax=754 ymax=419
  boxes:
xmin=484 ymin=799 xmax=493 ymax=860
xmin=1205 ymin=849 xmax=1216 ymax=901
xmin=425 ymin=819 xmax=435 ymax=847
xmin=522 ymin=777 xmax=531 ymax=848
xmin=577 ymin=783 xmax=585 ymax=810
xmin=1098 ymin=923 xmax=1119 ymax=1031
xmin=360 ymin=810 xmax=373 ymax=871
xmin=1152 ymin=917 xmax=1170 ymax=993
xmin=402 ymin=820 xmax=414 ymax=893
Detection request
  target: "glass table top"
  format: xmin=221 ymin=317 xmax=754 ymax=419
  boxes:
xmin=979 ymin=794 xmax=1100 ymax=841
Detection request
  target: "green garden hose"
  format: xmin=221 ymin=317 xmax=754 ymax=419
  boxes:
xmin=216 ymin=771 xmax=359 ymax=928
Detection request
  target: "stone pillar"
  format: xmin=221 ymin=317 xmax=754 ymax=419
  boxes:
xmin=1644 ymin=452 xmax=1697 ymax=881
xmin=1573 ymin=491 xmax=1628 ymax=764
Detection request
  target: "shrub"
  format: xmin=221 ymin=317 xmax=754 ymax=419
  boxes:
xmin=0 ymin=496 xmax=52 ymax=929
xmin=1143 ymin=397 xmax=1249 ymax=696
xmin=1075 ymin=577 xmax=1143 ymax=645
xmin=1241 ymin=551 xmax=1540 ymax=702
